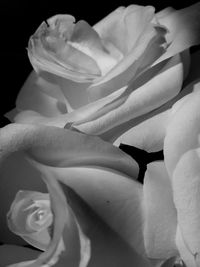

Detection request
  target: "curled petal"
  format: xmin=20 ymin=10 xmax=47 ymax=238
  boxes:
xmin=94 ymin=5 xmax=156 ymax=54
xmin=0 ymin=123 xmax=138 ymax=178
xmin=89 ymin=11 xmax=167 ymax=100
xmin=114 ymin=110 xmax=170 ymax=152
xmin=155 ymin=2 xmax=200 ymax=63
xmin=28 ymin=15 xmax=101 ymax=82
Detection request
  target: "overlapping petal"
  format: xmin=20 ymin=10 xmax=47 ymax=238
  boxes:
xmin=0 ymin=122 xmax=154 ymax=267
xmin=155 ymin=2 xmax=200 ymax=63
xmin=7 ymin=191 xmax=52 ymax=251
xmin=6 ymin=170 xmax=91 ymax=267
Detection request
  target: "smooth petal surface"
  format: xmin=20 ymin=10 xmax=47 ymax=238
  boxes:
xmin=164 ymin=84 xmax=200 ymax=176
xmin=54 ymin=183 xmax=152 ymax=267
xmin=173 ymin=149 xmax=200 ymax=263
xmin=175 ymin=226 xmax=197 ymax=267
xmin=114 ymin=110 xmax=170 ymax=151
xmin=0 ymin=122 xmax=152 ymax=267
xmin=0 ymin=123 xmax=138 ymax=178
xmin=94 ymin=5 xmax=155 ymax=54
xmin=143 ymin=161 xmax=178 ymax=259
xmin=15 ymin=71 xmax=69 ymax=117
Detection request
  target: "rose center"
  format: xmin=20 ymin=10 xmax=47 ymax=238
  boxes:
xmin=25 ymin=200 xmax=53 ymax=232
xmin=44 ymin=16 xmax=123 ymax=76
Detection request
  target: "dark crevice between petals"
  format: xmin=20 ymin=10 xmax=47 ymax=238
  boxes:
xmin=119 ymin=143 xmax=163 ymax=183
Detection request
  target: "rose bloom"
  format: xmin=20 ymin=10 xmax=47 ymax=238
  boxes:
xmin=1 ymin=2 xmax=200 ymax=267
xmin=7 ymin=2 xmax=200 ymax=141
xmin=1 ymin=83 xmax=200 ymax=266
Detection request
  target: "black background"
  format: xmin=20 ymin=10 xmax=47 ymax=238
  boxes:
xmin=0 ymin=0 xmax=197 ymax=121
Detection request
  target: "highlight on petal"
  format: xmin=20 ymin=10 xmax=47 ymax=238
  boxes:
xmin=164 ymin=85 xmax=200 ymax=176
xmin=143 ymin=161 xmax=178 ymax=259
xmin=7 ymin=191 xmax=52 ymax=251
xmin=28 ymin=15 xmax=101 ymax=81
xmin=89 ymin=8 xmax=167 ymax=101
xmin=28 ymin=13 xmax=124 ymax=82
xmin=94 ymin=5 xmax=156 ymax=54
xmin=172 ymin=149 xmax=200 ymax=265
xmin=74 ymin=54 xmax=183 ymax=135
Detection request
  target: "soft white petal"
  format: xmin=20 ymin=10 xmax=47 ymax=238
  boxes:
xmin=173 ymin=149 xmax=200 ymax=260
xmin=143 ymin=161 xmax=178 ymax=259
xmin=164 ymin=85 xmax=200 ymax=176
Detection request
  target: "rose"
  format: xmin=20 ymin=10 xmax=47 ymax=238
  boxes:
xmin=0 ymin=123 xmax=151 ymax=266
xmin=8 ymin=3 xmax=200 ymax=143
xmin=0 ymin=122 xmax=176 ymax=267
xmin=1 ymin=3 xmax=200 ymax=267
xmin=1 ymin=83 xmax=200 ymax=266
xmin=1 ymin=85 xmax=200 ymax=266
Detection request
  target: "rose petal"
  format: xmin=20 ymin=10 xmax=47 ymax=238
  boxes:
xmin=58 ymin=184 xmax=152 ymax=267
xmin=175 ymin=226 xmax=197 ymax=267
xmin=154 ymin=2 xmax=200 ymax=64
xmin=143 ymin=161 xmax=178 ymax=259
xmin=31 ymin=162 xmax=145 ymax=256
xmin=164 ymin=84 xmax=200 ymax=176
xmin=95 ymin=5 xmax=155 ymax=54
xmin=7 ymin=168 xmax=91 ymax=267
xmin=0 ymin=152 xmax=46 ymax=245
xmin=89 ymin=11 xmax=167 ymax=101
xmin=28 ymin=15 xmax=101 ymax=80
xmin=75 ymin=54 xmax=183 ymax=135
xmin=114 ymin=110 xmax=170 ymax=152
xmin=7 ymin=191 xmax=51 ymax=251
xmin=172 ymin=149 xmax=200 ymax=260
xmin=0 ymin=123 xmax=138 ymax=178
